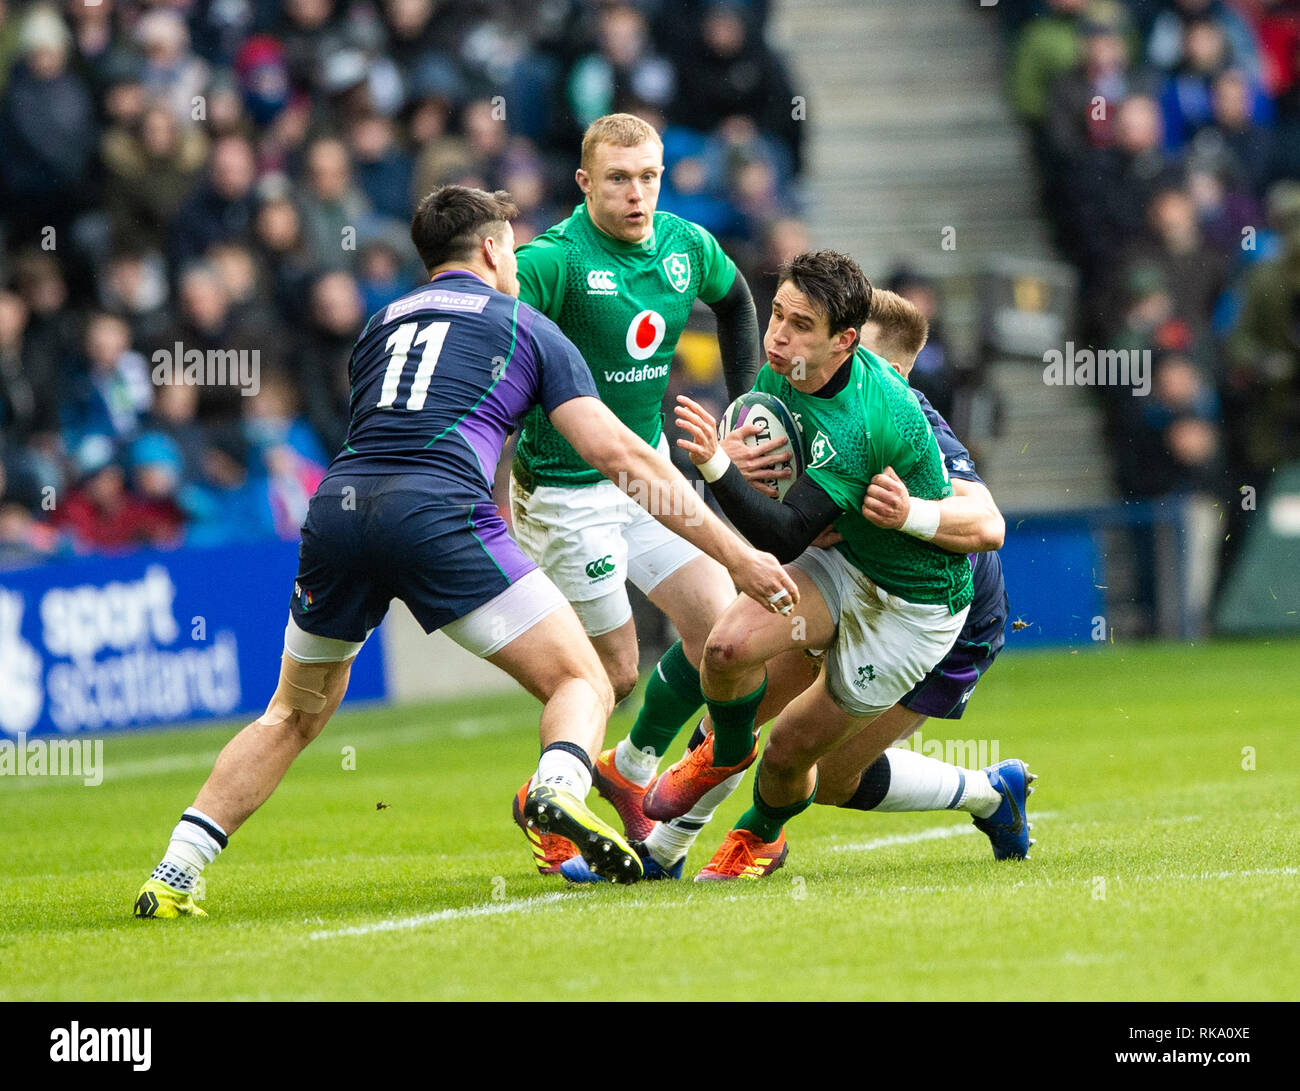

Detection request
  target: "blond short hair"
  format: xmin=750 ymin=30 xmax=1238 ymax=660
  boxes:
xmin=580 ymin=113 xmax=663 ymax=173
xmin=864 ymin=289 xmax=929 ymax=367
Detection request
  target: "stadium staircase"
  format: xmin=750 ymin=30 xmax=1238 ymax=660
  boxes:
xmin=769 ymin=0 xmax=1116 ymax=511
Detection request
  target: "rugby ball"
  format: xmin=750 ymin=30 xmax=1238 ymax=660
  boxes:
xmin=719 ymin=391 xmax=804 ymax=499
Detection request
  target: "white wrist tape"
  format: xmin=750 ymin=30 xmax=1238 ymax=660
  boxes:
xmin=698 ymin=447 xmax=732 ymax=483
xmin=900 ymin=497 xmax=941 ymax=540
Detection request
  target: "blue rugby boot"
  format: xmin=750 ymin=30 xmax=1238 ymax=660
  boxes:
xmin=973 ymin=759 xmax=1037 ymax=860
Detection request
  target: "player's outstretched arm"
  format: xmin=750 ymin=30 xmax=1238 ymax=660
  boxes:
xmin=548 ymin=396 xmax=798 ymax=614
xmin=862 ymin=469 xmax=1005 ymax=553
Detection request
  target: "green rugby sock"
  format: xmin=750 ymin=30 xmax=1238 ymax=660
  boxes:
xmin=707 ymin=676 xmax=766 ymax=766
xmin=628 ymin=640 xmax=703 ymax=758
xmin=735 ymin=765 xmax=817 ymax=843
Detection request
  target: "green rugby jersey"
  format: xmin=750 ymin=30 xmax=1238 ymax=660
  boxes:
xmin=512 ymin=202 xmax=737 ymax=488
xmin=753 ymin=347 xmax=974 ymax=613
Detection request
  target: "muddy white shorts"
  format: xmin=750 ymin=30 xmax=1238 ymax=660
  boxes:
xmin=790 ymin=546 xmax=969 ymax=719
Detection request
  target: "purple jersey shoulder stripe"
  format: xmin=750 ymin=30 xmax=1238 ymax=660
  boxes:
xmin=448 ymin=301 xmax=543 ymax=487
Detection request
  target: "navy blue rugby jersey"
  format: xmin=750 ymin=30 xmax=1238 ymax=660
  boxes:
xmin=913 ymin=388 xmax=982 ymax=488
xmin=326 ymin=270 xmax=597 ymax=502
xmin=911 ymin=388 xmax=1004 ymax=619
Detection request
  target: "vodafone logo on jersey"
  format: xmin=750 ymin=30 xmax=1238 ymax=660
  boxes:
xmin=626 ymin=310 xmax=666 ymax=361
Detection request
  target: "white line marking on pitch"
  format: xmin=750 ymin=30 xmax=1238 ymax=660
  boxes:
xmin=828 ymin=811 xmax=1060 ymax=853
xmin=308 ymin=892 xmax=569 ymax=940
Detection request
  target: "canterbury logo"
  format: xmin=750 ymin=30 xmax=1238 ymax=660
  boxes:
xmin=584 ymin=555 xmax=617 ymax=579
xmin=586 ymin=269 xmax=617 ymax=292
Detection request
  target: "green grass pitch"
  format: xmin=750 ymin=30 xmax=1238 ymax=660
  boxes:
xmin=2 ymin=639 xmax=1296 ymax=1001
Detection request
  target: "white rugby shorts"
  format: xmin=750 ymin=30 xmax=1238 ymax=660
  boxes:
xmin=508 ymin=438 xmax=703 ymax=637
xmin=790 ymin=546 xmax=969 ymax=718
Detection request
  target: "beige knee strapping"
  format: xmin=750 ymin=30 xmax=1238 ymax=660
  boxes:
xmin=259 ymin=653 xmax=332 ymax=725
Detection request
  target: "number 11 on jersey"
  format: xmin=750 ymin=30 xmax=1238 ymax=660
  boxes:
xmin=378 ymin=319 xmax=451 ymax=410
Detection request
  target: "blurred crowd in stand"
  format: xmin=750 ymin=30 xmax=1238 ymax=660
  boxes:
xmin=0 ymin=0 xmax=807 ymax=569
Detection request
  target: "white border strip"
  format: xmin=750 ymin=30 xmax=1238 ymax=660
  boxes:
xmin=309 ymin=892 xmax=569 ymax=940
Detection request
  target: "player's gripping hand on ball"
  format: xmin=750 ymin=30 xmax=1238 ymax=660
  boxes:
xmin=721 ymin=424 xmax=793 ymax=498
xmin=674 ymin=395 xmax=797 ymax=615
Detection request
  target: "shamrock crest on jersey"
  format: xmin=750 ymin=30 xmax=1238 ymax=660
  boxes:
xmin=808 ymin=430 xmax=838 ymax=469
xmin=662 ymin=252 xmax=691 ymax=293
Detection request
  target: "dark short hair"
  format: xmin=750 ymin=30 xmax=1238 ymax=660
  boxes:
xmin=410 ymin=185 xmax=519 ymax=272
xmin=776 ymin=250 xmax=873 ymax=342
